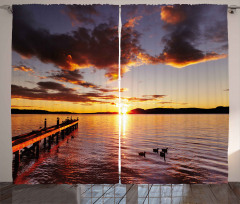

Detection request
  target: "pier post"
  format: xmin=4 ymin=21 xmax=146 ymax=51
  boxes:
xmin=57 ymin=117 xmax=59 ymax=127
xmin=44 ymin=138 xmax=46 ymax=149
xmin=48 ymin=137 xmax=51 ymax=150
xmin=14 ymin=150 xmax=20 ymax=169
xmin=56 ymin=132 xmax=59 ymax=144
xmin=30 ymin=144 xmax=35 ymax=155
xmin=35 ymin=141 xmax=40 ymax=159
xmin=13 ymin=150 xmax=20 ymax=178
xmin=44 ymin=118 xmax=47 ymax=129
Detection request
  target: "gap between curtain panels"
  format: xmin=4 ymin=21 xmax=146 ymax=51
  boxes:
xmin=118 ymin=5 xmax=122 ymax=184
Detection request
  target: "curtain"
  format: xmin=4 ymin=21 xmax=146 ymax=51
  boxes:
xmin=11 ymin=4 xmax=228 ymax=184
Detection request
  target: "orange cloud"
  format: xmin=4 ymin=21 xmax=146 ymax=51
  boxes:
xmin=13 ymin=65 xmax=35 ymax=73
xmin=163 ymin=52 xmax=227 ymax=68
xmin=124 ymin=16 xmax=143 ymax=28
xmin=133 ymin=48 xmax=227 ymax=69
xmin=125 ymin=95 xmax=167 ymax=102
xmin=62 ymin=54 xmax=91 ymax=71
xmin=161 ymin=6 xmax=186 ymax=24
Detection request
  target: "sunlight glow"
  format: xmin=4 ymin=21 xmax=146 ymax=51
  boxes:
xmin=116 ymin=103 xmax=128 ymax=114
xmin=121 ymin=106 xmax=128 ymax=114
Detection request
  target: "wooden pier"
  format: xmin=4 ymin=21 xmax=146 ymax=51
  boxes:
xmin=12 ymin=117 xmax=78 ymax=173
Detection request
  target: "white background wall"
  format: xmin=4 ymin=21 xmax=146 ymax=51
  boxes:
xmin=0 ymin=0 xmax=240 ymax=182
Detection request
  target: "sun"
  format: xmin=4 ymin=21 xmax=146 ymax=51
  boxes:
xmin=116 ymin=101 xmax=128 ymax=114
xmin=121 ymin=106 xmax=128 ymax=114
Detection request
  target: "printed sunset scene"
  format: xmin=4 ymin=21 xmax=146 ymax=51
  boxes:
xmin=12 ymin=4 xmax=228 ymax=184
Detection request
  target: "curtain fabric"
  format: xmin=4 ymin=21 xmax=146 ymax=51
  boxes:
xmin=11 ymin=4 xmax=228 ymax=184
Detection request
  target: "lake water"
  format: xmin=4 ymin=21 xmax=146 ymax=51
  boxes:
xmin=11 ymin=114 xmax=228 ymax=184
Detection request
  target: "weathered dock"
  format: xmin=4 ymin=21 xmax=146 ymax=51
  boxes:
xmin=12 ymin=117 xmax=78 ymax=173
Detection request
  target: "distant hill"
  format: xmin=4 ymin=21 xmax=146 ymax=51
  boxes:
xmin=11 ymin=109 xmax=77 ymax=114
xmin=128 ymin=106 xmax=229 ymax=114
xmin=11 ymin=109 xmax=118 ymax=114
xmin=12 ymin=106 xmax=229 ymax=114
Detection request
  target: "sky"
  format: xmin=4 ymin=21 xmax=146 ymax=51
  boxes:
xmin=11 ymin=4 xmax=229 ymax=113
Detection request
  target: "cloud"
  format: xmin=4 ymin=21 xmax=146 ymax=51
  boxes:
xmin=13 ymin=65 xmax=35 ymax=73
xmin=120 ymin=26 xmax=143 ymax=67
xmin=11 ymin=82 xmax=118 ymax=104
xmin=142 ymin=95 xmax=166 ymax=99
xmin=12 ymin=5 xmax=227 ymax=82
xmin=119 ymin=5 xmax=228 ymax=71
xmin=160 ymin=6 xmax=186 ymax=24
xmin=49 ymin=70 xmax=96 ymax=88
xmin=13 ymin=64 xmax=48 ymax=80
xmin=124 ymin=16 xmax=142 ymax=28
xmin=12 ymin=6 xmax=119 ymax=80
xmin=11 ymin=105 xmax=36 ymax=108
xmin=64 ymin=5 xmax=99 ymax=26
xmin=130 ymin=5 xmax=227 ymax=68
xmin=160 ymin=46 xmax=226 ymax=68
xmin=125 ymin=94 xmax=167 ymax=102
xmin=157 ymin=5 xmax=228 ymax=67
xmin=49 ymin=70 xmax=127 ymax=93
xmin=158 ymin=101 xmax=172 ymax=104
xmin=37 ymin=81 xmax=75 ymax=92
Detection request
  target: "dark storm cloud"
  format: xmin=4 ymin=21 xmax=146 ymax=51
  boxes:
xmin=120 ymin=5 xmax=227 ymax=70
xmin=121 ymin=26 xmax=143 ymax=67
xmin=49 ymin=70 xmax=125 ymax=93
xmin=11 ymin=82 xmax=118 ymax=104
xmin=64 ymin=5 xmax=99 ymax=25
xmin=12 ymin=6 xmax=119 ymax=80
xmin=37 ymin=81 xmax=75 ymax=92
xmin=49 ymin=70 xmax=95 ymax=88
xmin=13 ymin=5 xmax=227 ymax=79
xmin=131 ymin=5 xmax=227 ymax=68
xmin=157 ymin=5 xmax=227 ymax=67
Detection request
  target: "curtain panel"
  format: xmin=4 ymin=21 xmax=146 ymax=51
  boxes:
xmin=11 ymin=4 xmax=229 ymax=184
